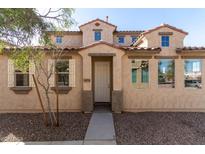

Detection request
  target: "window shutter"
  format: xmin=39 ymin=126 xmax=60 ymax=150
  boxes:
xmin=8 ymin=59 xmax=14 ymax=87
xmin=69 ymin=59 xmax=75 ymax=87
xmin=29 ymin=60 xmax=35 ymax=87
xmin=48 ymin=59 xmax=55 ymax=87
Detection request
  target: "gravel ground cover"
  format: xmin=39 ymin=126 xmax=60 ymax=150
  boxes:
xmin=0 ymin=112 xmax=91 ymax=142
xmin=113 ymin=112 xmax=205 ymax=145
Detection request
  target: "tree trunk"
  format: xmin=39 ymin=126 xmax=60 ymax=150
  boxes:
xmin=55 ymin=72 xmax=59 ymax=126
xmin=45 ymin=91 xmax=57 ymax=126
xmin=32 ymin=74 xmax=48 ymax=126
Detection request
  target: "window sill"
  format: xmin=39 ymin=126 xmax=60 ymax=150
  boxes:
xmin=10 ymin=87 xmax=32 ymax=94
xmin=51 ymin=87 xmax=72 ymax=94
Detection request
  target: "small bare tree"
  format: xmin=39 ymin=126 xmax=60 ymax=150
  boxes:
xmin=0 ymin=8 xmax=76 ymax=127
xmin=10 ymin=46 xmax=67 ymax=126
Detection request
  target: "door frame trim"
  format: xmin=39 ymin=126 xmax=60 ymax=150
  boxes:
xmin=92 ymin=57 xmax=113 ymax=105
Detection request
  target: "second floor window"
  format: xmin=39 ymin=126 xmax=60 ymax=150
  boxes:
xmin=56 ymin=36 xmax=62 ymax=44
xmin=161 ymin=36 xmax=169 ymax=47
xmin=55 ymin=60 xmax=69 ymax=87
xmin=94 ymin=31 xmax=101 ymax=41
xmin=131 ymin=36 xmax=137 ymax=43
xmin=118 ymin=36 xmax=125 ymax=44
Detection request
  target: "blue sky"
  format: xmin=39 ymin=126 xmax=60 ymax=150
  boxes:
xmin=71 ymin=8 xmax=205 ymax=46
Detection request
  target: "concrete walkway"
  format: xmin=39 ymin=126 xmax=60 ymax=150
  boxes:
xmin=84 ymin=106 xmax=116 ymax=145
xmin=0 ymin=106 xmax=117 ymax=145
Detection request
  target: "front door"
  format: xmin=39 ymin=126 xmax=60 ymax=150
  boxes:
xmin=94 ymin=61 xmax=110 ymax=102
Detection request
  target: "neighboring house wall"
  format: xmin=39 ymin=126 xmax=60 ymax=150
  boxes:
xmin=0 ymin=53 xmax=83 ymax=113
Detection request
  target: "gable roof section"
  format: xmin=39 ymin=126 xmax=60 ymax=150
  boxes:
xmin=79 ymin=18 xmax=117 ymax=30
xmin=143 ymin=23 xmax=188 ymax=35
xmin=133 ymin=23 xmax=188 ymax=47
xmin=79 ymin=41 xmax=123 ymax=51
xmin=46 ymin=31 xmax=82 ymax=35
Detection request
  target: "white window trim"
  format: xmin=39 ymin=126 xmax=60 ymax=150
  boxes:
xmin=56 ymin=59 xmax=70 ymax=87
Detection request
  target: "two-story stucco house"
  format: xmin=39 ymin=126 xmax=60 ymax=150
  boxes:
xmin=1 ymin=18 xmax=205 ymax=113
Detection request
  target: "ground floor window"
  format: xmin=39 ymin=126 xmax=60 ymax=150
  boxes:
xmin=131 ymin=59 xmax=149 ymax=88
xmin=55 ymin=60 xmax=69 ymax=87
xmin=15 ymin=70 xmax=29 ymax=87
xmin=184 ymin=59 xmax=202 ymax=89
xmin=158 ymin=59 xmax=175 ymax=88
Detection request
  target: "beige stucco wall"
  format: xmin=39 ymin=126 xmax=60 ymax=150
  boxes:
xmin=50 ymin=34 xmax=82 ymax=47
xmin=79 ymin=44 xmax=125 ymax=91
xmin=122 ymin=52 xmax=205 ymax=112
xmin=0 ymin=53 xmax=83 ymax=113
xmin=138 ymin=37 xmax=148 ymax=48
xmin=80 ymin=21 xmax=116 ymax=46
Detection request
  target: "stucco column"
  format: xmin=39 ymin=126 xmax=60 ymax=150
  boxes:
xmin=175 ymin=57 xmax=184 ymax=89
xmin=80 ymin=54 xmax=93 ymax=113
xmin=113 ymin=55 xmax=122 ymax=90
xmin=202 ymin=59 xmax=205 ymax=88
xmin=112 ymin=54 xmax=124 ymax=113
xmin=149 ymin=58 xmax=158 ymax=90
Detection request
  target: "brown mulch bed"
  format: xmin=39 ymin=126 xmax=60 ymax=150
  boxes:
xmin=0 ymin=112 xmax=91 ymax=142
xmin=113 ymin=112 xmax=205 ymax=145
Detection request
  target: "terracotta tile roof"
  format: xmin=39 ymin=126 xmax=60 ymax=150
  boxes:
xmin=46 ymin=31 xmax=82 ymax=35
xmin=114 ymin=30 xmax=144 ymax=35
xmin=143 ymin=23 xmax=188 ymax=35
xmin=78 ymin=41 xmax=161 ymax=52
xmin=123 ymin=46 xmax=161 ymax=53
xmin=79 ymin=18 xmax=117 ymax=29
xmin=176 ymin=47 xmax=205 ymax=53
xmin=2 ymin=46 xmax=80 ymax=52
xmin=2 ymin=42 xmax=161 ymax=53
xmin=78 ymin=41 xmax=123 ymax=51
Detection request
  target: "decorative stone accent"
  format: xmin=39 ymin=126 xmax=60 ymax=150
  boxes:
xmin=112 ymin=90 xmax=123 ymax=113
xmin=82 ymin=90 xmax=93 ymax=113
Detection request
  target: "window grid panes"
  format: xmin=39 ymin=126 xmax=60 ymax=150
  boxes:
xmin=131 ymin=60 xmax=149 ymax=87
xmin=56 ymin=60 xmax=69 ymax=87
xmin=161 ymin=36 xmax=169 ymax=47
xmin=131 ymin=36 xmax=137 ymax=43
xmin=158 ymin=59 xmax=175 ymax=88
xmin=118 ymin=36 xmax=124 ymax=44
xmin=184 ymin=59 xmax=202 ymax=89
xmin=56 ymin=36 xmax=62 ymax=44
xmin=131 ymin=68 xmax=137 ymax=83
xmin=94 ymin=31 xmax=101 ymax=41
xmin=15 ymin=70 xmax=29 ymax=87
xmin=141 ymin=67 xmax=149 ymax=83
